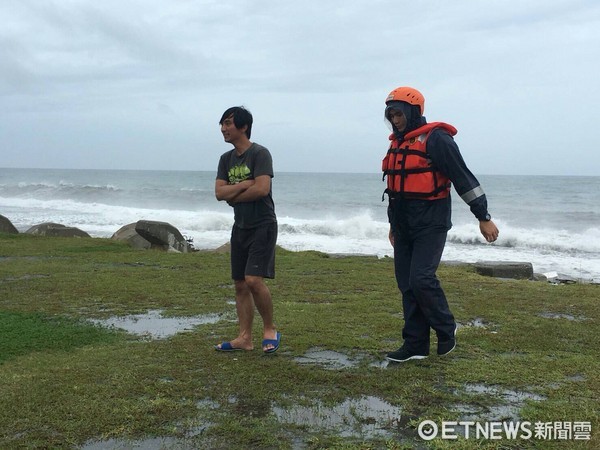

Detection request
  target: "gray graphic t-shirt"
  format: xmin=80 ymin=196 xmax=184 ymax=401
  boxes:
xmin=217 ymin=143 xmax=276 ymax=229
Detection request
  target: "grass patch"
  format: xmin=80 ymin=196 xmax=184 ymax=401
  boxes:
xmin=0 ymin=233 xmax=598 ymax=449
xmin=0 ymin=311 xmax=122 ymax=363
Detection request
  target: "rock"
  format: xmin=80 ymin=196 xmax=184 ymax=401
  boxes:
xmin=532 ymin=273 xmax=548 ymax=282
xmin=134 ymin=220 xmax=190 ymax=253
xmin=543 ymin=271 xmax=578 ymax=285
xmin=0 ymin=214 xmax=19 ymax=234
xmin=213 ymin=242 xmax=231 ymax=253
xmin=25 ymin=222 xmax=91 ymax=238
xmin=111 ymin=223 xmax=152 ymax=250
xmin=474 ymin=261 xmax=533 ymax=280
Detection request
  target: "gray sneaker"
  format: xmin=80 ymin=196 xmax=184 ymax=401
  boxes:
xmin=386 ymin=346 xmax=428 ymax=363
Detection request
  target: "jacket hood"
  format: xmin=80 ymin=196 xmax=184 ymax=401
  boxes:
xmin=385 ymin=100 xmax=426 ymax=141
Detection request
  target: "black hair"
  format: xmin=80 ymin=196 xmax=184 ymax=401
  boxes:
xmin=219 ymin=106 xmax=253 ymax=139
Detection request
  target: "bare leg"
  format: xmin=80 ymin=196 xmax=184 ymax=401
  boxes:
xmin=245 ymin=275 xmax=277 ymax=350
xmin=216 ymin=280 xmax=255 ymax=350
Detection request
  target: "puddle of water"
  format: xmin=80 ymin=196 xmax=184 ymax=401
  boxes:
xmin=81 ymin=437 xmax=185 ymax=450
xmin=294 ymin=348 xmax=359 ymax=369
xmin=89 ymin=309 xmax=222 ymax=339
xmin=462 ymin=318 xmax=489 ymax=328
xmin=0 ymin=256 xmax=50 ymax=262
xmin=371 ymin=360 xmax=391 ymax=369
xmin=81 ymin=429 xmax=210 ymax=450
xmin=547 ymin=373 xmax=586 ymax=390
xmin=454 ymin=383 xmax=546 ymax=422
xmin=273 ymin=396 xmax=403 ymax=439
xmin=0 ymin=274 xmax=50 ymax=283
xmin=82 ymin=403 xmax=217 ymax=449
xmin=464 ymin=383 xmax=546 ymax=402
xmin=196 ymin=399 xmax=220 ymax=410
xmin=224 ymin=395 xmax=272 ymax=418
xmin=538 ymin=312 xmax=587 ymax=321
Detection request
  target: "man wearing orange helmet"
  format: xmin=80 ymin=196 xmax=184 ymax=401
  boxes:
xmin=382 ymin=86 xmax=499 ymax=363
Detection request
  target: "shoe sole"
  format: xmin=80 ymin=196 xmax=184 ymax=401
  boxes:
xmin=385 ymin=354 xmax=428 ymax=363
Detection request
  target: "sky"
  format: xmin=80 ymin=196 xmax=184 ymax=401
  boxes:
xmin=1 ymin=0 xmax=599 ymax=176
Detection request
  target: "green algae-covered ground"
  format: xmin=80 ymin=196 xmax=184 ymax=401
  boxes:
xmin=1 ymin=233 xmax=598 ymax=449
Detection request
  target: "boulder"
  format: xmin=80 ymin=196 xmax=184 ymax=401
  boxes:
xmin=532 ymin=273 xmax=549 ymax=282
xmin=25 ymin=222 xmax=91 ymax=238
xmin=134 ymin=220 xmax=190 ymax=253
xmin=0 ymin=214 xmax=19 ymax=234
xmin=111 ymin=223 xmax=152 ymax=250
xmin=474 ymin=261 xmax=534 ymax=280
xmin=213 ymin=242 xmax=231 ymax=253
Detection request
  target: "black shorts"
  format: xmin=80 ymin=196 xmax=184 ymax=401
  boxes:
xmin=230 ymin=222 xmax=277 ymax=281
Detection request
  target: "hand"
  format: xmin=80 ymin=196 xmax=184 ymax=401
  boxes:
xmin=479 ymin=220 xmax=499 ymax=243
xmin=389 ymin=228 xmax=395 ymax=247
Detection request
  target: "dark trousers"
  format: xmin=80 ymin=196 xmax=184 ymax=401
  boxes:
xmin=393 ymin=228 xmax=456 ymax=354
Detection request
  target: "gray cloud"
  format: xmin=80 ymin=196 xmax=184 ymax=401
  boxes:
xmin=1 ymin=0 xmax=599 ymax=175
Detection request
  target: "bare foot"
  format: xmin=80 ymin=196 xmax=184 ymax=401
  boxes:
xmin=215 ymin=337 xmax=253 ymax=351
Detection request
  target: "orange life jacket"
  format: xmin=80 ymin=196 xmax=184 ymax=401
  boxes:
xmin=382 ymin=122 xmax=456 ymax=200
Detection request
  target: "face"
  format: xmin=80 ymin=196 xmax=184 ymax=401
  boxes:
xmin=220 ymin=114 xmax=247 ymax=143
xmin=388 ymin=111 xmax=407 ymax=132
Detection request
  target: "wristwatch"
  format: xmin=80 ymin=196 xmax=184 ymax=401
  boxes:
xmin=480 ymin=213 xmax=491 ymax=222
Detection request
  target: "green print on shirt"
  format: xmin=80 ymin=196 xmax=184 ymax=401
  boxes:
xmin=228 ymin=164 xmax=251 ymax=184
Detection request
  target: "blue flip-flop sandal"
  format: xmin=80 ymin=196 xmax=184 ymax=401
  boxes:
xmin=262 ymin=332 xmax=281 ymax=354
xmin=215 ymin=342 xmax=243 ymax=352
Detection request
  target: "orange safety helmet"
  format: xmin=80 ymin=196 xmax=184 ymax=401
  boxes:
xmin=385 ymin=87 xmax=425 ymax=115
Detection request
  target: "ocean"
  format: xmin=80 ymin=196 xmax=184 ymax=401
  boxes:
xmin=1 ymin=168 xmax=599 ymax=282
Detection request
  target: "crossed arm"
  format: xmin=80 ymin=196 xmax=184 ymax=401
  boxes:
xmin=215 ymin=175 xmax=271 ymax=204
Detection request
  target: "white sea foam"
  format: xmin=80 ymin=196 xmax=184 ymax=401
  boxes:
xmin=2 ymin=169 xmax=599 ymax=281
xmin=449 ymin=222 xmax=600 ymax=254
xmin=3 ymin=195 xmax=599 ymax=280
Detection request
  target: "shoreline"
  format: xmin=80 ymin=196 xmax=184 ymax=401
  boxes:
xmin=5 ymin=230 xmax=597 ymax=285
xmin=7 ymin=213 xmax=600 ymax=284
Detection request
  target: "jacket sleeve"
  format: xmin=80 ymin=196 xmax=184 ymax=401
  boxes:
xmin=427 ymin=129 xmax=490 ymax=221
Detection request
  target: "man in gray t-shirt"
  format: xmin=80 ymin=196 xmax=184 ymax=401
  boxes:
xmin=214 ymin=106 xmax=280 ymax=354
xmin=217 ymin=142 xmax=276 ymax=229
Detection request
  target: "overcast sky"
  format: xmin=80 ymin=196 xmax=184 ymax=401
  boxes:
xmin=2 ymin=1 xmax=599 ymax=175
